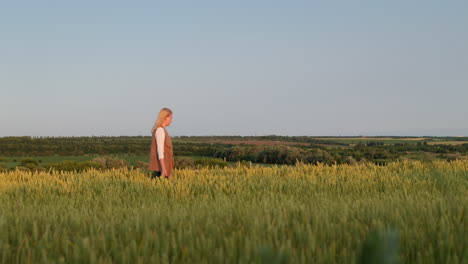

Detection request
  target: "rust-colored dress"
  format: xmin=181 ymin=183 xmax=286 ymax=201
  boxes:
xmin=148 ymin=127 xmax=174 ymax=176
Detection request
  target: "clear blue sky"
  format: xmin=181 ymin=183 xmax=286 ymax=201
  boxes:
xmin=1 ymin=0 xmax=467 ymax=137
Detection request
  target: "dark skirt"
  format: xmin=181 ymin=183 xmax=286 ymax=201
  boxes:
xmin=150 ymin=171 xmax=161 ymax=179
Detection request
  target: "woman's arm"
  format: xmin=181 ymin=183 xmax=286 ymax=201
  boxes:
xmin=159 ymin=158 xmax=168 ymax=177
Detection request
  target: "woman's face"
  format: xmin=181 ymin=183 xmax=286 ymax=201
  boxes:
xmin=165 ymin=114 xmax=173 ymax=127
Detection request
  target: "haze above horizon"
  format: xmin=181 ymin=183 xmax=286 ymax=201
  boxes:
xmin=1 ymin=1 xmax=467 ymax=137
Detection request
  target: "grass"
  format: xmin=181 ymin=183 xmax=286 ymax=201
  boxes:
xmin=0 ymin=155 xmax=150 ymax=169
xmin=0 ymin=156 xmax=253 ymax=170
xmin=0 ymin=160 xmax=467 ymax=263
xmin=0 ymin=156 xmax=96 ymax=169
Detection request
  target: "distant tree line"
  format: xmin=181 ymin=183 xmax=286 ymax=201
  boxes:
xmin=178 ymin=135 xmax=348 ymax=146
xmin=213 ymin=145 xmax=401 ymax=165
xmin=213 ymin=143 xmax=467 ymax=165
xmin=0 ymin=137 xmax=467 ymax=166
xmin=0 ymin=136 xmax=222 ymax=157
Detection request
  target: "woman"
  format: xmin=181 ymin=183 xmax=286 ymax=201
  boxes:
xmin=149 ymin=108 xmax=174 ymax=179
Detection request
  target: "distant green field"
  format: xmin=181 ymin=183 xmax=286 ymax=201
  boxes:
xmin=0 ymin=155 xmax=149 ymax=169
xmin=314 ymin=137 xmax=468 ymax=145
xmin=0 ymin=155 xmax=222 ymax=169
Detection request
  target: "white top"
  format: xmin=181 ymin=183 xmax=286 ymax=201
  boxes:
xmin=156 ymin=127 xmax=165 ymax=160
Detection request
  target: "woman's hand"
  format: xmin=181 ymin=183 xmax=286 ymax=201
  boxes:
xmin=160 ymin=158 xmax=169 ymax=178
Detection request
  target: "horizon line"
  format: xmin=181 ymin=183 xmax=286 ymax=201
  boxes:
xmin=1 ymin=135 xmax=467 ymax=138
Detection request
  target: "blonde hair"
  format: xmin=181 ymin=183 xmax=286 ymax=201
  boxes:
xmin=151 ymin=108 xmax=173 ymax=133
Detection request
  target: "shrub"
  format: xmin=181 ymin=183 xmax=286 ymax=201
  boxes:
xmin=446 ymin=154 xmax=465 ymax=161
xmin=346 ymin=156 xmax=357 ymax=165
xmin=175 ymin=157 xmax=196 ymax=169
xmin=92 ymin=156 xmax=129 ymax=169
xmin=45 ymin=161 xmax=104 ymax=172
xmin=135 ymin=161 xmax=149 ymax=170
xmin=0 ymin=163 xmax=6 ymax=172
xmin=359 ymin=158 xmax=369 ymax=164
xmin=195 ymin=158 xmax=227 ymax=168
xmin=21 ymin=158 xmax=39 ymax=167
xmin=23 ymin=163 xmax=38 ymax=170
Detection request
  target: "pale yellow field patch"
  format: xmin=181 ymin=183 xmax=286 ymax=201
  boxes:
xmin=314 ymin=137 xmax=427 ymax=140
xmin=427 ymin=141 xmax=468 ymax=145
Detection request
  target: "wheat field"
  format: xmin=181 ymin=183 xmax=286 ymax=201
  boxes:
xmin=0 ymin=161 xmax=467 ymax=263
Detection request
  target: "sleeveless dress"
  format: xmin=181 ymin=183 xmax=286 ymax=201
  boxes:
xmin=148 ymin=127 xmax=174 ymax=176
